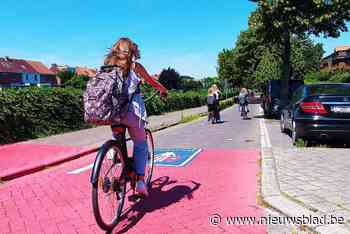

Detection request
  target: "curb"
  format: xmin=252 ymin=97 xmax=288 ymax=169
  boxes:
xmin=0 ymin=110 xmax=209 ymax=182
xmin=259 ymin=118 xmax=350 ymax=233
xmin=0 ymin=148 xmax=98 ymax=181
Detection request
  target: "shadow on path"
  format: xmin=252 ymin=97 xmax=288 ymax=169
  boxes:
xmin=112 ymin=176 xmax=201 ymax=234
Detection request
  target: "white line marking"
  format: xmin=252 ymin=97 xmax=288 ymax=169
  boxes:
xmin=259 ymin=118 xmax=272 ymax=148
xmin=260 ymin=119 xmax=267 ymax=148
xmin=68 ymin=164 xmax=93 ymax=174
xmin=258 ymin=105 xmax=264 ymax=114
xmin=263 ymin=120 xmax=272 ymax=148
xmin=178 ymin=148 xmax=202 ymax=167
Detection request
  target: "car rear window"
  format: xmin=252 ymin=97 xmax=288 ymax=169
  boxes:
xmin=268 ymin=80 xmax=304 ymax=97
xmin=307 ymin=84 xmax=350 ymax=96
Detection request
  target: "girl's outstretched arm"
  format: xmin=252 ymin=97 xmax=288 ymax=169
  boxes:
xmin=134 ymin=62 xmax=168 ymax=95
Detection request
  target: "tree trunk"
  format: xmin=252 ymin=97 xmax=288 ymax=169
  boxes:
xmin=280 ymin=29 xmax=291 ymax=105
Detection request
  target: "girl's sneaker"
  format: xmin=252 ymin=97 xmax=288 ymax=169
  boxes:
xmin=136 ymin=180 xmax=149 ymax=196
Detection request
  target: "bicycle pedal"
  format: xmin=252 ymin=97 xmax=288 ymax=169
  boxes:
xmin=128 ymin=194 xmax=142 ymax=202
xmin=135 ymin=194 xmax=146 ymax=199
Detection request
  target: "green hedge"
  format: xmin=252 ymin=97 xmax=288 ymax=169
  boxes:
xmin=0 ymin=88 xmax=88 ymax=144
xmin=0 ymin=87 xmax=236 ymax=144
xmin=219 ymin=98 xmax=235 ymax=111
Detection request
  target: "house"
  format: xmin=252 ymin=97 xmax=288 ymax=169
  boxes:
xmin=0 ymin=57 xmax=59 ymax=88
xmin=320 ymin=46 xmax=350 ymax=71
xmin=50 ymin=64 xmax=76 ymax=74
xmin=75 ymin=66 xmax=97 ymax=77
xmin=50 ymin=64 xmax=96 ymax=78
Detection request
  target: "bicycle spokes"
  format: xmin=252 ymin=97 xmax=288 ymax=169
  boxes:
xmin=92 ymin=143 xmax=126 ymax=231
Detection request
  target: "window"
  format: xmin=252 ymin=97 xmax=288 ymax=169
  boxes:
xmin=307 ymin=84 xmax=350 ymax=96
xmin=292 ymin=87 xmax=304 ymax=103
xmin=324 ymin=0 xmax=332 ymax=5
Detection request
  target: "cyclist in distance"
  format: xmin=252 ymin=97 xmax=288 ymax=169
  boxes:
xmin=238 ymin=87 xmax=249 ymax=116
xmin=104 ymin=37 xmax=168 ymax=196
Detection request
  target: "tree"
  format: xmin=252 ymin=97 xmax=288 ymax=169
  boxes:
xmin=64 ymin=75 xmax=90 ymax=89
xmin=218 ymin=27 xmax=266 ymax=88
xmin=254 ymin=48 xmax=281 ymax=91
xmin=217 ymin=49 xmax=236 ymax=83
xmin=249 ymin=0 xmax=350 ymax=103
xmin=57 ymin=71 xmax=75 ymax=85
xmin=179 ymin=76 xmax=203 ymax=91
xmin=158 ymin=67 xmax=181 ymax=90
xmin=290 ymin=35 xmax=324 ymax=79
xmin=217 ymin=24 xmax=325 ymax=91
xmin=201 ymin=76 xmax=220 ymax=89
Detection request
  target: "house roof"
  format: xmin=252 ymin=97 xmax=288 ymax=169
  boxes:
xmin=75 ymin=66 xmax=97 ymax=77
xmin=0 ymin=57 xmax=36 ymax=73
xmin=49 ymin=65 xmax=60 ymax=74
xmin=0 ymin=57 xmax=54 ymax=75
xmin=335 ymin=46 xmax=350 ymax=52
xmin=26 ymin=60 xmax=55 ymax=75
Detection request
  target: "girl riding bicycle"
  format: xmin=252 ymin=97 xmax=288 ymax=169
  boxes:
xmin=238 ymin=87 xmax=249 ymax=116
xmin=104 ymin=37 xmax=168 ymax=196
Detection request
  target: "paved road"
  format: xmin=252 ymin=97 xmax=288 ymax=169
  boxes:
xmin=0 ymin=105 xmax=293 ymax=234
xmin=156 ymin=105 xmax=261 ymax=149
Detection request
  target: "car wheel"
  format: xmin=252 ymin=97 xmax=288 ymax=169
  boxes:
xmin=292 ymin=120 xmax=306 ymax=146
xmin=292 ymin=120 xmax=299 ymax=145
xmin=280 ymin=114 xmax=286 ymax=133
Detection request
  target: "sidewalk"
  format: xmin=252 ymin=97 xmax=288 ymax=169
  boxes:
xmin=260 ymin=117 xmax=350 ymax=233
xmin=0 ymin=105 xmax=208 ymax=181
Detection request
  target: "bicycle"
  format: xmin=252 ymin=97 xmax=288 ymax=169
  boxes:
xmin=240 ymin=103 xmax=249 ymax=120
xmin=90 ymin=92 xmax=158 ymax=231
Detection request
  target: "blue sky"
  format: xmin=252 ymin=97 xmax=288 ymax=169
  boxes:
xmin=0 ymin=0 xmax=349 ymax=79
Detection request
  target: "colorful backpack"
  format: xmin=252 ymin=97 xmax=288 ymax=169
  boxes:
xmin=83 ymin=66 xmax=132 ymax=125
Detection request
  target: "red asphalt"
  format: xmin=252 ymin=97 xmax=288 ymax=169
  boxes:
xmin=0 ymin=143 xmax=94 ymax=181
xmin=0 ymin=148 xmax=265 ymax=234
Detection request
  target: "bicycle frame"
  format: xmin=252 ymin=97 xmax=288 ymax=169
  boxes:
xmin=91 ymin=91 xmax=158 ymax=231
xmin=90 ymin=126 xmax=132 ymax=185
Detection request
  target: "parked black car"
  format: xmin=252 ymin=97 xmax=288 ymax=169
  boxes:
xmin=280 ymin=83 xmax=350 ymax=144
xmin=262 ymin=79 xmax=304 ymax=118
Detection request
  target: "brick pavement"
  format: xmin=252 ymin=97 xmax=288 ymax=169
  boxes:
xmin=0 ymin=149 xmax=265 ymax=234
xmin=262 ymin=117 xmax=350 ymax=232
xmin=274 ymin=147 xmax=350 ymax=227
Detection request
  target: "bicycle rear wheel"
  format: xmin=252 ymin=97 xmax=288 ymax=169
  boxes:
xmin=242 ymin=105 xmax=247 ymax=119
xmin=91 ymin=140 xmax=126 ymax=231
xmin=145 ymin=129 xmax=155 ymax=187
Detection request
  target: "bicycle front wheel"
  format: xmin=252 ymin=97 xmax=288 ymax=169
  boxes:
xmin=91 ymin=140 xmax=126 ymax=231
xmin=145 ymin=129 xmax=155 ymax=187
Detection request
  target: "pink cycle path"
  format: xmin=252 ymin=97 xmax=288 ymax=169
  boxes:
xmin=0 ymin=148 xmax=266 ymax=234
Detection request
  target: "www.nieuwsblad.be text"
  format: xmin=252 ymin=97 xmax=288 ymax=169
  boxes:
xmin=209 ymin=214 xmax=345 ymax=226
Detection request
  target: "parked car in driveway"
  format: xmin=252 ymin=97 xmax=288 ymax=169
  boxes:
xmin=262 ymin=79 xmax=304 ymax=118
xmin=280 ymin=83 xmax=350 ymax=144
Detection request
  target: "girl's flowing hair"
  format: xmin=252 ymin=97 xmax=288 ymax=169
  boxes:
xmin=240 ymin=88 xmax=248 ymax=95
xmin=211 ymin=84 xmax=220 ymax=92
xmin=104 ymin=37 xmax=141 ymax=65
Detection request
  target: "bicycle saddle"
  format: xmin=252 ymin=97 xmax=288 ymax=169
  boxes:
xmin=111 ymin=124 xmax=127 ymax=133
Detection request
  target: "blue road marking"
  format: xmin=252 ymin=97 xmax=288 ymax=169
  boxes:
xmin=153 ymin=148 xmax=202 ymax=167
